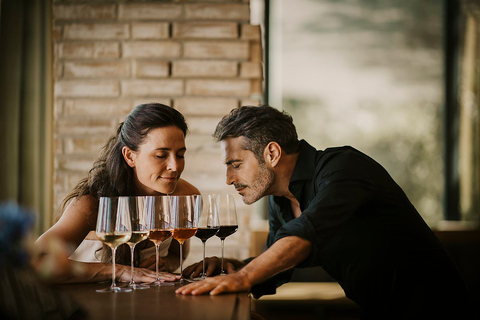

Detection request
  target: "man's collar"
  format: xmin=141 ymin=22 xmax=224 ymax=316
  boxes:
xmin=290 ymin=140 xmax=317 ymax=183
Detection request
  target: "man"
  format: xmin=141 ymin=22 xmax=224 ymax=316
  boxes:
xmin=177 ymin=105 xmax=472 ymax=318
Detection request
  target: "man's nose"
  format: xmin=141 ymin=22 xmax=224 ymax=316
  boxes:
xmin=226 ymin=168 xmax=235 ymax=185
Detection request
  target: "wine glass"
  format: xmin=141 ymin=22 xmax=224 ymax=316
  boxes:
xmin=95 ymin=196 xmax=132 ymax=293
xmin=126 ymin=196 xmax=152 ymax=290
xmin=170 ymin=195 xmax=201 ymax=284
xmin=192 ymin=194 xmax=219 ymax=280
xmin=146 ymin=196 xmax=175 ymax=287
xmin=215 ymin=194 xmax=238 ymax=276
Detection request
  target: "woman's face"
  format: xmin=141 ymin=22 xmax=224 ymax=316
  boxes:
xmin=125 ymin=126 xmax=186 ymax=195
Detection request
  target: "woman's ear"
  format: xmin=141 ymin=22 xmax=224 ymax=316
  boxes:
xmin=264 ymin=142 xmax=281 ymax=168
xmin=122 ymin=146 xmax=136 ymax=168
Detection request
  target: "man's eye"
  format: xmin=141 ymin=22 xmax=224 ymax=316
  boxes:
xmin=156 ymin=155 xmax=166 ymax=159
xmin=232 ymin=164 xmax=240 ymax=169
xmin=176 ymin=154 xmax=185 ymax=159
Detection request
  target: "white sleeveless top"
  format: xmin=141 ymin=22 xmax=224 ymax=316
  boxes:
xmin=69 ymin=237 xmax=172 ymax=263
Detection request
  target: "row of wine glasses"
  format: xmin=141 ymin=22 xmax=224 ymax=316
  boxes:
xmin=95 ymin=194 xmax=237 ymax=293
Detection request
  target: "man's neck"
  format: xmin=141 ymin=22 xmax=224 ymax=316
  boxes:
xmin=269 ymin=151 xmax=300 ymax=198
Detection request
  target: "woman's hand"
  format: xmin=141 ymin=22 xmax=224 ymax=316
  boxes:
xmin=115 ymin=264 xmax=179 ymax=283
xmin=138 ymin=255 xmax=169 ymax=271
xmin=182 ymin=257 xmax=245 ymax=279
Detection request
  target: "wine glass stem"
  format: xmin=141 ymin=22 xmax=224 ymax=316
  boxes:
xmin=111 ymin=246 xmax=118 ymax=288
xmin=202 ymin=240 xmax=206 ymax=277
xmin=221 ymin=239 xmax=225 ymax=274
xmin=179 ymin=242 xmax=184 ymax=278
xmin=130 ymin=244 xmax=135 ymax=284
xmin=155 ymin=244 xmax=160 ymax=281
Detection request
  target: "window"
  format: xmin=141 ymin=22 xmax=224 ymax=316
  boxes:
xmin=268 ymin=0 xmax=446 ymax=226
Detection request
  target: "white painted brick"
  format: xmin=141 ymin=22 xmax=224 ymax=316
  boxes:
xmin=174 ymin=97 xmax=237 ymax=116
xmin=185 ymin=134 xmax=222 ymax=154
xmin=240 ymin=99 xmax=262 ymax=107
xmin=241 ymin=24 xmax=261 ymax=40
xmin=239 ymin=61 xmax=262 ymax=79
xmin=185 ymin=3 xmax=250 ymax=20
xmin=63 ymin=98 xmax=133 ymax=116
xmin=55 ymin=80 xmax=120 ymax=97
xmin=249 ymin=41 xmax=263 ymax=62
xmin=186 ymin=116 xmax=224 ymax=135
xmin=173 ymin=22 xmax=238 ymax=39
xmin=54 ymin=4 xmax=116 ymax=20
xmin=134 ymin=60 xmax=169 ymax=78
xmin=183 ymin=41 xmax=249 ymax=59
xmin=64 ymin=23 xmax=129 ymax=40
xmin=123 ymin=41 xmax=181 ymax=58
xmin=57 ymin=155 xmax=96 ymax=172
xmin=121 ymin=80 xmax=183 ymax=97
xmin=119 ymin=3 xmax=182 ymax=20
xmin=186 ymin=79 xmax=250 ymax=97
xmin=132 ymin=98 xmax=172 ymax=108
xmin=58 ymin=42 xmax=120 ymax=59
xmin=56 ymin=118 xmax=116 ymax=135
xmin=172 ymin=60 xmax=237 ymax=78
xmin=132 ymin=22 xmax=169 ymax=39
xmin=64 ymin=61 xmax=130 ymax=78
xmin=64 ymin=136 xmax=106 ymax=154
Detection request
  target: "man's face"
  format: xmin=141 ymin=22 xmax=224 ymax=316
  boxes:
xmin=221 ymin=137 xmax=275 ymax=205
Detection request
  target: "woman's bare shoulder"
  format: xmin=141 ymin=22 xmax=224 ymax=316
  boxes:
xmin=173 ymin=179 xmax=200 ymax=195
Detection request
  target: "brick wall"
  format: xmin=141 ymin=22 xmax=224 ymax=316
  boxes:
xmin=52 ymin=0 xmax=263 ymax=263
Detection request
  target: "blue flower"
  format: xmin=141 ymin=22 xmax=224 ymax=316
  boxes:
xmin=0 ymin=202 xmax=35 ymax=267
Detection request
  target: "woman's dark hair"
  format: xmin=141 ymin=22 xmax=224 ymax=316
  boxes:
xmin=62 ymin=103 xmax=188 ymax=265
xmin=213 ymin=105 xmax=300 ymax=162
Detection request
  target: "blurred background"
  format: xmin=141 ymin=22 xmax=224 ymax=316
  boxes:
xmin=1 ymin=0 xmax=479 ymax=319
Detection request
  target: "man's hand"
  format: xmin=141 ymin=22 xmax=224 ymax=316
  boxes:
xmin=182 ymin=257 xmax=245 ymax=279
xmin=175 ymin=271 xmax=251 ymax=296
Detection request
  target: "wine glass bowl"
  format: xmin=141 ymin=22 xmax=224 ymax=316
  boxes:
xmin=215 ymin=194 xmax=238 ymax=276
xmin=95 ymin=196 xmax=132 ymax=293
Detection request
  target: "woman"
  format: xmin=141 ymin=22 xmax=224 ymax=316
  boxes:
xmin=35 ymin=103 xmax=200 ymax=283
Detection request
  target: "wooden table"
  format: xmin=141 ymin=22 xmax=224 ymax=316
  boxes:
xmin=57 ymin=282 xmax=251 ymax=320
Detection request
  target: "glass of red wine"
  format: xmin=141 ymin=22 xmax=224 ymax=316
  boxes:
xmin=170 ymin=195 xmax=201 ymax=284
xmin=215 ymin=194 xmax=238 ymax=275
xmin=192 ymin=194 xmax=219 ymax=280
xmin=145 ymin=196 xmax=174 ymax=287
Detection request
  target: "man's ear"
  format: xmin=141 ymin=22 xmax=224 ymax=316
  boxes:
xmin=264 ymin=142 xmax=281 ymax=168
xmin=122 ymin=146 xmax=136 ymax=168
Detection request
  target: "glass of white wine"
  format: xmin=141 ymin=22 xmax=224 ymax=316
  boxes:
xmin=95 ymin=196 xmax=132 ymax=293
xmin=126 ymin=196 xmax=152 ymax=290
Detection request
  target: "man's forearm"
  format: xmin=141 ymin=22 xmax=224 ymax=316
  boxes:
xmin=238 ymin=236 xmax=312 ymax=287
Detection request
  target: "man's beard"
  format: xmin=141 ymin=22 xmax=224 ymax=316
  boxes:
xmin=242 ymin=163 xmax=275 ymax=205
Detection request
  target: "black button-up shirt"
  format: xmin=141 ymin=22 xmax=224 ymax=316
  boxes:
xmin=251 ymin=140 xmax=471 ymax=317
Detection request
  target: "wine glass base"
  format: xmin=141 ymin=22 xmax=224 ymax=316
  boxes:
xmin=149 ymin=280 xmax=175 ymax=287
xmin=96 ymin=286 xmax=132 ymax=293
xmin=127 ymin=283 xmax=150 ymax=290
